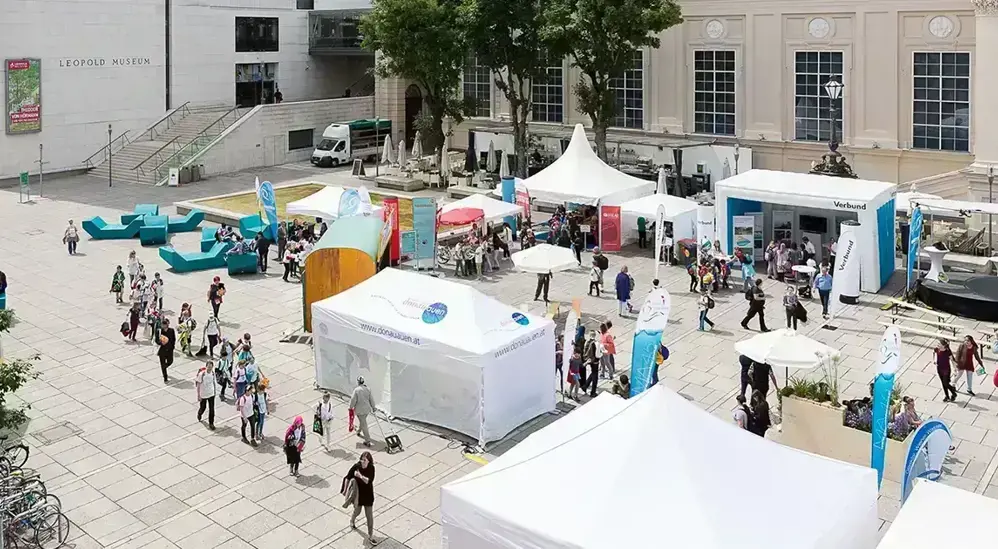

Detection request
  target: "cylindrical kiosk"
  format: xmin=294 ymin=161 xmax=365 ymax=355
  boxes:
xmin=501 ymin=176 xmax=517 ymax=233
xmin=831 ymin=220 xmax=861 ymax=309
xmin=696 ymin=203 xmax=715 ymax=249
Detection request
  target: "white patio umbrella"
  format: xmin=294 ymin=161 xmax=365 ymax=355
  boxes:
xmin=511 ymin=244 xmax=579 ymax=274
xmin=397 ymin=137 xmax=408 ymax=167
xmin=486 ymin=141 xmax=497 ymax=172
xmin=499 ymin=151 xmax=510 ymax=179
xmin=381 ymin=134 xmax=393 ymax=164
xmin=412 ymin=130 xmax=423 ymax=159
xmin=734 ymin=328 xmax=841 ymax=382
xmin=657 ymin=166 xmax=667 ymax=194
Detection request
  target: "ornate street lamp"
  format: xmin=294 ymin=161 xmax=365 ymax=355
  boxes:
xmin=809 ymin=77 xmax=857 ymax=178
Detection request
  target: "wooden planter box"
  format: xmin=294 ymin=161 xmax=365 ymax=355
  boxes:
xmin=781 ymin=396 xmax=913 ymax=483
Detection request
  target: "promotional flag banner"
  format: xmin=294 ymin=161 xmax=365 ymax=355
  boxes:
xmin=901 ymin=419 xmax=953 ymax=504
xmin=357 ymin=186 xmax=374 ymax=216
xmin=600 ymin=206 xmax=621 ymax=251
xmin=872 ymin=325 xmax=901 ymax=487
xmin=257 ymin=181 xmax=280 ymax=241
xmin=653 ymin=204 xmax=667 ymax=281
xmin=906 ymin=207 xmax=923 ymax=290
xmin=338 ymin=188 xmax=361 ymax=217
xmin=383 ymin=197 xmax=401 ymax=263
xmin=828 ymin=221 xmax=860 ymax=317
xmin=630 ymin=288 xmax=672 ymax=397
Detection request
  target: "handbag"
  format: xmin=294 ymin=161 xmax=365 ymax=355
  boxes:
xmin=348 ymin=408 xmax=355 ymax=433
xmin=312 ymin=405 xmax=324 ymax=435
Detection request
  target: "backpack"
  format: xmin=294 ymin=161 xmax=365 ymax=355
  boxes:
xmin=596 ymin=255 xmax=609 ymax=270
xmin=745 ymin=288 xmax=754 ymax=301
xmin=707 ymin=296 xmax=716 ymax=309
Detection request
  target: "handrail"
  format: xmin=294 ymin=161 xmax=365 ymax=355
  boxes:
xmin=149 ymin=101 xmax=191 ymax=140
xmin=150 ymin=107 xmax=242 ymax=181
xmin=133 ymin=136 xmax=180 ymax=171
xmin=83 ymin=130 xmax=131 ymax=169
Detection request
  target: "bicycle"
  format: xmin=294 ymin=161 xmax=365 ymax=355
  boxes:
xmin=0 ymin=436 xmax=29 ymax=470
xmin=3 ymin=502 xmax=69 ymax=548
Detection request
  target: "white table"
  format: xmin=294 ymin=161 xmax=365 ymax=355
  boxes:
xmin=923 ymin=245 xmax=948 ymax=282
xmin=792 ymin=265 xmax=816 ymax=276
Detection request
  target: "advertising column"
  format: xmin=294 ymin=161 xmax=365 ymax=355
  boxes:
xmin=696 ymin=203 xmax=715 ymax=249
xmin=828 ymin=220 xmax=861 ymax=317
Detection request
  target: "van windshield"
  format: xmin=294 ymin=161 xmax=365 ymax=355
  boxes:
xmin=316 ymin=139 xmax=336 ymax=151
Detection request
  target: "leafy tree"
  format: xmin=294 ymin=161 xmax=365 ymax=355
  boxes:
xmin=544 ymin=0 xmax=682 ymax=160
xmin=0 ymin=309 xmax=13 ymax=360
xmin=0 ymin=310 xmax=37 ymax=433
xmin=362 ymin=0 xmax=470 ymax=162
xmin=459 ymin=0 xmax=552 ymax=178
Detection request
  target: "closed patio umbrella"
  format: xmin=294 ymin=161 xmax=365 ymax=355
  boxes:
xmin=397 ymin=136 xmax=408 ymax=167
xmin=381 ymin=134 xmax=393 ymax=164
xmin=486 ymin=141 xmax=497 ymax=172
xmin=465 ymin=131 xmax=478 ymax=172
xmin=412 ymin=130 xmax=423 ymax=159
xmin=499 ymin=151 xmax=510 ymax=179
xmin=657 ymin=166 xmax=666 ymax=194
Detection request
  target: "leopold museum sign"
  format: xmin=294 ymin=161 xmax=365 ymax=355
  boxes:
xmin=57 ymin=57 xmax=152 ymax=68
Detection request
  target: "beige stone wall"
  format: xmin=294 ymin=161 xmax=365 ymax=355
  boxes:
xmin=376 ymin=0 xmax=982 ymax=184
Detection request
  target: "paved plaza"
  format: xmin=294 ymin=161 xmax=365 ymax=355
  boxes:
xmin=2 ymin=166 xmax=998 ymax=548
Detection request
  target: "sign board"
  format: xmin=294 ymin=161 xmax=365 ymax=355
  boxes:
xmin=579 ymin=224 xmax=591 ymax=233
xmin=412 ymin=197 xmax=437 ymax=268
xmin=168 ymin=168 xmax=179 ymax=187
xmin=5 ymin=59 xmax=42 ymax=134
xmin=600 ymin=206 xmax=621 ymax=252
xmin=351 ymin=159 xmax=366 ymax=176
xmin=400 ymin=230 xmax=416 ymax=257
xmin=732 ymin=215 xmax=755 ymax=257
xmin=19 ymin=171 xmax=29 ymax=188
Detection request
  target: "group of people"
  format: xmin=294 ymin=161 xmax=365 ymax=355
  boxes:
xmin=115 ymin=251 xmax=169 ymax=342
xmin=558 ymin=322 xmax=619 ymax=401
xmin=934 ymin=335 xmax=986 ymax=401
xmin=450 ymin=222 xmax=511 ymax=278
xmin=548 ymin=205 xmax=598 ymax=265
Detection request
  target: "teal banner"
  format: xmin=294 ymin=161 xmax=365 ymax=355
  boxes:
xmin=412 ymin=197 xmax=437 ymax=262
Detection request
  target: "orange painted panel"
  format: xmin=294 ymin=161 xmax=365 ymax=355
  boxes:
xmin=303 ymin=248 xmax=377 ymax=331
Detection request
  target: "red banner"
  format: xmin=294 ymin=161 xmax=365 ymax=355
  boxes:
xmin=600 ymin=205 xmax=621 ymax=251
xmin=383 ymin=197 xmax=401 ymax=263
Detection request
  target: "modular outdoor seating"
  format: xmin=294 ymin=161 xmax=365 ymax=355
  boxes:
xmin=139 ymin=215 xmax=169 ymax=246
xmin=239 ymin=214 xmax=270 ymax=240
xmin=167 ymin=209 xmax=205 ymax=233
xmin=82 ymin=217 xmax=143 ymax=240
xmin=200 ymin=227 xmax=218 ymax=252
xmin=227 ymin=252 xmax=258 ymax=275
xmin=0 ymin=293 xmax=6 ymax=310
xmin=121 ymin=204 xmax=160 ymax=225
xmin=159 ymin=240 xmax=233 ymax=273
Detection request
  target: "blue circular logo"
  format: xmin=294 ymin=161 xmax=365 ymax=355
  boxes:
xmin=422 ymin=302 xmax=448 ymax=324
xmin=339 ymin=189 xmax=361 ymax=216
xmin=511 ymin=312 xmax=530 ymax=326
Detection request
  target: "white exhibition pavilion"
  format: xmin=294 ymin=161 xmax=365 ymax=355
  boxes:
xmin=310 ymin=269 xmax=555 ymax=445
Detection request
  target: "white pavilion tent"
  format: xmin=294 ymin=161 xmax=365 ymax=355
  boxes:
xmin=519 ymin=124 xmax=655 ymax=206
xmin=310 ymin=269 xmax=555 ymax=445
xmin=618 ymin=193 xmax=699 ymax=244
xmin=441 ymin=385 xmax=880 ymax=549
xmin=440 ymin=193 xmax=521 ymax=225
xmin=877 ymin=480 xmax=998 ymax=549
xmin=286 ymin=185 xmax=384 ymax=220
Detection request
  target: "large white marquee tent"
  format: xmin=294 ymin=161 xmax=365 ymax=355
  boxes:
xmin=441 ymin=385 xmax=879 ymax=549
xmin=519 ymin=124 xmax=655 ymax=205
xmin=877 ymin=480 xmax=998 ymax=548
xmin=618 ymin=193 xmax=699 ymax=244
xmin=286 ymin=185 xmax=384 ymax=220
xmin=310 ymin=269 xmax=555 ymax=445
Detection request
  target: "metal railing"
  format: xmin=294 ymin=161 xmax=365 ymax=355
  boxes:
xmin=151 ymin=107 xmax=244 ymax=185
xmin=149 ymin=101 xmax=191 ymax=140
xmin=133 ymin=136 xmax=181 ymax=177
xmin=83 ymin=130 xmax=131 ymax=169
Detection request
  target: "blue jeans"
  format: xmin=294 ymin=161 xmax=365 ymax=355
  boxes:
xmin=257 ymin=413 xmax=266 ymax=436
xmin=235 ymin=381 xmax=247 ymax=399
xmin=699 ymin=309 xmax=714 ymax=330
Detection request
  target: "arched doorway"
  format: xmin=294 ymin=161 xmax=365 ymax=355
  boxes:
xmin=404 ymin=85 xmax=423 ymax=149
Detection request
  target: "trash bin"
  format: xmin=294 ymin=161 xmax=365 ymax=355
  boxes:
xmin=191 ymin=164 xmax=201 ymax=182
xmin=198 ymin=164 xmax=206 ymax=180
xmin=180 ymin=166 xmax=191 ymax=184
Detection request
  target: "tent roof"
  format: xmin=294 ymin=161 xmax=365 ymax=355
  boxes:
xmin=312 ymin=269 xmax=552 ymax=355
xmin=520 ymin=124 xmax=656 ymax=205
xmin=314 ymin=215 xmax=384 ymax=261
xmin=717 ymin=169 xmax=897 ymax=204
xmin=619 ymin=193 xmax=698 ymax=220
xmin=895 ymin=191 xmax=941 ymax=213
xmin=912 ymin=197 xmax=998 ymax=216
xmin=442 ymin=385 xmax=878 ymax=549
xmin=286 ymin=185 xmax=384 ymax=220
xmin=441 ymin=193 xmax=520 ymax=223
xmin=877 ymin=480 xmax=998 ymax=548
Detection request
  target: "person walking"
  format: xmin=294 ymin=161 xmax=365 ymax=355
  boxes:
xmin=349 ymin=376 xmax=376 ymax=448
xmin=127 ymin=251 xmax=139 ymax=285
xmin=588 ymin=264 xmax=601 ymax=296
xmin=774 ymin=243 xmax=790 ymax=282
xmin=203 ymin=315 xmax=221 ymax=358
xmin=741 ymin=279 xmax=770 ymax=332
xmin=732 ymin=395 xmax=750 ymax=430
xmin=738 ymin=355 xmax=754 ymax=399
xmin=698 ymin=288 xmax=715 ymax=331
xmin=208 ymin=276 xmax=224 ymax=318
xmin=153 ymin=272 xmax=165 ymax=310
xmin=637 ymin=216 xmax=647 ymax=248
xmin=783 ymin=285 xmax=799 ymax=330
xmin=110 ymin=266 xmax=125 ymax=304
xmin=63 ymin=220 xmax=80 ymax=255
xmin=534 ymin=271 xmax=551 ymax=303
xmin=317 ymin=392 xmax=335 ymax=450
xmin=566 ymin=350 xmax=582 ymax=401
xmin=237 ymin=386 xmax=258 ymax=444
xmin=255 ymin=384 xmax=269 ymax=440
xmin=599 ymin=323 xmax=616 ymax=379
xmin=285 ymin=416 xmax=306 ymax=476
xmin=687 ymin=261 xmax=700 ymax=293
xmin=750 ymin=358 xmax=778 ymax=398
xmin=934 ymin=338 xmax=958 ymax=402
xmin=255 ymin=233 xmax=271 ymax=273
xmin=956 ymin=335 xmax=984 ymax=396
xmin=157 ymin=318 xmax=176 ymax=383
xmin=276 ymin=222 xmax=288 ymax=264
xmin=749 ymin=390 xmax=771 ymax=437
xmin=195 ymin=360 xmax=217 ymax=430
xmin=215 ymin=348 xmax=232 ymax=401
xmin=345 ymin=451 xmax=378 ymax=545
xmin=583 ymin=330 xmax=599 ymax=397
xmin=802 ymin=236 xmax=816 ymax=264
xmin=814 ymin=265 xmax=833 ymax=319
xmin=614 ymin=266 xmax=634 ymax=316
xmin=233 ymin=360 xmax=248 ymax=400
xmin=127 ymin=302 xmax=141 ymax=341
xmin=764 ymin=241 xmax=777 ymax=279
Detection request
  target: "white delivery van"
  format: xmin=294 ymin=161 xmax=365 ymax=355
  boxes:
xmin=311 ymin=119 xmax=392 ymax=168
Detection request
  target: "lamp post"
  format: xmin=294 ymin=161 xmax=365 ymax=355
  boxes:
xmin=107 ymin=124 xmax=113 ymax=188
xmin=733 ymin=141 xmax=740 ymax=175
xmin=809 ymin=77 xmax=857 ymax=179
xmin=989 ymin=164 xmax=994 ymax=254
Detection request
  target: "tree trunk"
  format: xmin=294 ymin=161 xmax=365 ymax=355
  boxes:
xmin=511 ymin=99 xmax=529 ymax=179
xmin=592 ymin=119 xmax=609 ymax=162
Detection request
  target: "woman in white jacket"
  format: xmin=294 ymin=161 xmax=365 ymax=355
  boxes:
xmin=195 ymin=360 xmax=217 ymax=430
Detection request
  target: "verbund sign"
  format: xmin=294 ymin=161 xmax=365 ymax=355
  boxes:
xmin=832 ymin=200 xmax=867 ymax=211
xmin=57 ymin=57 xmax=152 ymax=68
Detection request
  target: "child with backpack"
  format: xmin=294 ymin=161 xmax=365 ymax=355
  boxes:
xmin=698 ymin=289 xmax=716 ymax=331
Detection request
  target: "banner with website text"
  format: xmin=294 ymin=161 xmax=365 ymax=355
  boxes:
xmin=600 ymin=205 xmax=621 ymax=251
xmin=5 ymin=59 xmax=42 ymax=134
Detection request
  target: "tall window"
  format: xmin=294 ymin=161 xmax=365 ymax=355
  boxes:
xmin=235 ymin=17 xmax=279 ymax=53
xmin=693 ymin=50 xmax=736 ymax=136
xmin=610 ymin=50 xmax=644 ymax=129
xmin=913 ymin=52 xmax=971 ymax=152
xmin=532 ymin=53 xmax=563 ymax=123
xmin=793 ymin=51 xmax=843 ymax=142
xmin=463 ymin=54 xmax=491 ymax=118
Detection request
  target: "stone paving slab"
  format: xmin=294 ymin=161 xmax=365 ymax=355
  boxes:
xmin=3 ymin=174 xmax=998 ymax=547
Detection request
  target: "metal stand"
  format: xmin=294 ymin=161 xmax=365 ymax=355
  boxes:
xmin=34 ymin=144 xmax=48 ymax=198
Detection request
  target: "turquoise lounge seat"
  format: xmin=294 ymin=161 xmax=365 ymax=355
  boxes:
xmin=0 ymin=293 xmax=6 ymax=310
xmin=200 ymin=227 xmax=218 ymax=252
xmin=139 ymin=215 xmax=169 ymax=246
xmin=227 ymin=253 xmax=258 ymax=275
xmin=168 ymin=210 xmax=205 ymax=233
xmin=239 ymin=214 xmax=270 ymax=240
xmin=82 ymin=217 xmax=143 ymax=240
xmin=159 ymin=241 xmax=234 ymax=273
xmin=121 ymin=204 xmax=160 ymax=225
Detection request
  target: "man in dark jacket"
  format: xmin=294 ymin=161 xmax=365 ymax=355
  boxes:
xmin=741 ymin=279 xmax=770 ymax=332
xmin=158 ymin=318 xmax=177 ymax=383
xmin=534 ymin=271 xmax=552 ymax=303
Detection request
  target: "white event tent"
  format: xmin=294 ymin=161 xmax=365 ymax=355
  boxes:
xmin=441 ymin=385 xmax=879 ymax=549
xmin=440 ymin=193 xmax=521 ymax=225
xmin=619 ymin=193 xmax=698 ymax=245
xmin=519 ymin=124 xmax=655 ymax=206
xmin=286 ymin=185 xmax=384 ymax=220
xmin=310 ymin=269 xmax=555 ymax=445
xmin=877 ymin=480 xmax=998 ymax=549
xmin=716 ymin=169 xmax=897 ymax=292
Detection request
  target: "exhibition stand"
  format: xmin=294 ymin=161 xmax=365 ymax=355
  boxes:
xmin=310 ymin=269 xmax=555 ymax=445
xmin=618 ymin=194 xmax=698 ymax=246
xmin=440 ymin=193 xmax=520 ymax=226
xmin=441 ymin=385 xmax=879 ymax=549
xmin=715 ymin=169 xmax=897 ymax=292
xmin=286 ymin=185 xmax=384 ymax=220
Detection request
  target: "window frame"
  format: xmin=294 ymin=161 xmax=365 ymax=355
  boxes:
xmin=235 ymin=16 xmax=280 ymax=53
xmin=910 ymin=50 xmax=971 ymax=153
xmin=531 ymin=54 xmax=565 ymax=124
xmin=692 ymin=49 xmax=737 ymax=137
xmin=288 ymin=128 xmax=314 ymax=151
xmin=610 ymin=50 xmax=645 ymax=130
xmin=792 ymin=50 xmax=844 ymax=143
xmin=462 ymin=54 xmax=492 ymax=119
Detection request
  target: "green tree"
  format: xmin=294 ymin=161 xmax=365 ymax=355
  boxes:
xmin=459 ymin=0 xmax=552 ymax=178
xmin=0 ymin=310 xmax=38 ymax=433
xmin=544 ymin=0 xmax=682 ymax=161
xmin=362 ymin=0 xmax=470 ymax=163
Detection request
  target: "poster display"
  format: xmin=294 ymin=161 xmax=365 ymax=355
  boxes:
xmin=5 ymin=59 xmax=41 ymax=134
xmin=379 ymin=200 xmax=395 ymax=260
xmin=412 ymin=197 xmax=437 ymax=268
xmin=732 ymin=215 xmax=756 ymax=258
xmin=599 ymin=205 xmax=621 ymax=252
xmin=515 ymin=183 xmax=530 ymax=217
xmin=381 ymin=197 xmax=401 ymax=263
xmin=400 ymin=230 xmax=416 ymax=258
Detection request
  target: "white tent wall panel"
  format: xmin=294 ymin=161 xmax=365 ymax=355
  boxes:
xmin=482 ymin=326 xmax=556 ymax=443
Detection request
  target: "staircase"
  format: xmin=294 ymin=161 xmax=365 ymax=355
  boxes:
xmin=85 ymin=104 xmax=244 ymax=185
